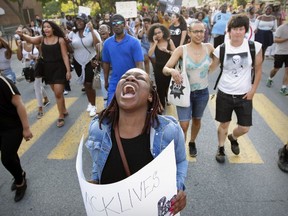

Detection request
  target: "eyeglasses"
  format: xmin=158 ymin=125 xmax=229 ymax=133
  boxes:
xmin=112 ymin=21 xmax=124 ymax=26
xmin=190 ymin=30 xmax=205 ymax=34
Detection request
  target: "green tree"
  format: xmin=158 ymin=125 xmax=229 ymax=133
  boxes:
xmin=43 ymin=1 xmax=61 ymax=18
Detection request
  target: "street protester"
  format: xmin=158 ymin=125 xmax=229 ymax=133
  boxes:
xmin=148 ymin=23 xmax=176 ymax=109
xmin=0 ymin=75 xmax=33 ymax=202
xmin=102 ymin=14 xmax=144 ymax=106
xmin=210 ymin=14 xmax=262 ymax=163
xmin=16 ymin=20 xmax=71 ymax=128
xmin=86 ymin=68 xmax=187 ymax=215
xmin=163 ymin=21 xmax=214 ymax=157
xmin=0 ymin=36 xmax=17 ymax=83
xmin=67 ymin=13 xmax=101 ymax=117
xmin=16 ymin=26 xmax=50 ymax=120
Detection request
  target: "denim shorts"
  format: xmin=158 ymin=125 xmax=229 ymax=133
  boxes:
xmin=215 ymin=90 xmax=252 ymax=126
xmin=177 ymin=88 xmax=209 ymax=121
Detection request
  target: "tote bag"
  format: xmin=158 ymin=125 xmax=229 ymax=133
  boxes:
xmin=167 ymin=45 xmax=190 ymax=107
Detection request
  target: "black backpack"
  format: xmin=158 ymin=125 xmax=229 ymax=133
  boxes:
xmin=213 ymin=41 xmax=256 ymax=90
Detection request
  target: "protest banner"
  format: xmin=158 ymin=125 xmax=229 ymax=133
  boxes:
xmin=159 ymin=0 xmax=182 ymax=14
xmin=76 ymin=136 xmax=179 ymax=216
xmin=78 ymin=6 xmax=91 ymax=16
xmin=115 ymin=1 xmax=137 ymax=18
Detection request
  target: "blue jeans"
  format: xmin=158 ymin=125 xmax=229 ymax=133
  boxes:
xmin=177 ymin=88 xmax=209 ymax=121
xmin=1 ymin=68 xmax=16 ymax=83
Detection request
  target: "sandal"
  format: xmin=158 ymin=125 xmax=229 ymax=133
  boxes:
xmin=63 ymin=112 xmax=69 ymax=118
xmin=56 ymin=118 xmax=65 ymax=128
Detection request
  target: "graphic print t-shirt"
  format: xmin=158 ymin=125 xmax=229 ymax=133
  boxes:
xmin=213 ymin=39 xmax=262 ymax=94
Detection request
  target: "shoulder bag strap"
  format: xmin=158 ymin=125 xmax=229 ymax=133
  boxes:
xmin=182 ymin=45 xmax=187 ymax=74
xmin=213 ymin=43 xmax=225 ymax=90
xmin=248 ymin=40 xmax=256 ymax=84
xmin=114 ymin=123 xmax=131 ymax=177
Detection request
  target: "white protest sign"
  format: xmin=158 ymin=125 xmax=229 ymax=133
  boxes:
xmin=115 ymin=1 xmax=137 ymax=19
xmin=78 ymin=6 xmax=91 ymax=16
xmin=76 ymin=136 xmax=179 ymax=216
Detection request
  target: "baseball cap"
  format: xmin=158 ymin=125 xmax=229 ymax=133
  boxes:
xmin=111 ymin=14 xmax=125 ymax=23
xmin=76 ymin=13 xmax=88 ymax=23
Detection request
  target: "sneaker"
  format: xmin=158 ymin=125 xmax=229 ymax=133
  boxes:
xmin=63 ymin=90 xmax=69 ymax=95
xmin=14 ymin=173 xmax=27 ymax=202
xmin=189 ymin=142 xmax=197 ymax=157
xmin=37 ymin=111 xmax=44 ymax=119
xmin=228 ymin=134 xmax=240 ymax=155
xmin=266 ymin=79 xmax=273 ymax=88
xmin=278 ymin=145 xmax=288 ymax=173
xmin=215 ymin=146 xmax=225 ymax=163
xmin=86 ymin=103 xmax=92 ymax=112
xmin=89 ymin=106 xmax=97 ymax=117
xmin=280 ymin=87 xmax=288 ymax=96
xmin=43 ymin=101 xmax=50 ymax=107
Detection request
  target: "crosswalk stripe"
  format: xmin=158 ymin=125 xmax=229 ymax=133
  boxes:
xmin=47 ymin=112 xmax=91 ymax=159
xmin=253 ymin=94 xmax=288 ymax=144
xmin=18 ymin=98 xmax=78 ymax=158
xmin=47 ymin=97 xmax=105 ymax=160
xmin=24 ymin=99 xmax=38 ymax=115
xmin=165 ymin=104 xmax=196 ymax=162
xmin=208 ymin=94 xmax=264 ymax=164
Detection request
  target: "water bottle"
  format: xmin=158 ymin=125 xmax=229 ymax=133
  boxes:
xmin=83 ymin=24 xmax=90 ymax=37
xmin=29 ymin=60 xmax=35 ymax=69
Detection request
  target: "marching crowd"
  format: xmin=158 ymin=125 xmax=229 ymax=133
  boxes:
xmin=0 ymin=1 xmax=287 ymax=213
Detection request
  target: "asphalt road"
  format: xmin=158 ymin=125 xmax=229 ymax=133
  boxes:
xmin=0 ymin=54 xmax=287 ymax=216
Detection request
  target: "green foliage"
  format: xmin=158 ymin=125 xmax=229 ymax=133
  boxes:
xmin=43 ymin=1 xmax=61 ymax=18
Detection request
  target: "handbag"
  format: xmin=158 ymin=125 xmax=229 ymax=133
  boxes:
xmin=22 ymin=66 xmax=35 ymax=82
xmin=34 ymin=57 xmax=45 ymax=78
xmin=167 ymin=45 xmax=190 ymax=107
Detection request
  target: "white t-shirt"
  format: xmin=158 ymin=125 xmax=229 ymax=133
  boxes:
xmin=213 ymin=39 xmax=262 ymax=94
xmin=68 ymin=29 xmax=101 ymax=65
xmin=274 ymin=23 xmax=288 ymax=55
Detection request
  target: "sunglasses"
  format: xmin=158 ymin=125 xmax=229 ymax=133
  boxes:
xmin=112 ymin=21 xmax=124 ymax=26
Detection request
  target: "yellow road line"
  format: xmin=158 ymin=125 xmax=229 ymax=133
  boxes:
xmin=208 ymin=95 xmax=263 ymax=164
xmin=165 ymin=104 xmax=196 ymax=162
xmin=47 ymin=112 xmax=91 ymax=159
xmin=24 ymin=99 xmax=38 ymax=114
xmin=47 ymin=97 xmax=104 ymax=160
xmin=253 ymin=94 xmax=288 ymax=144
xmin=18 ymin=98 xmax=78 ymax=157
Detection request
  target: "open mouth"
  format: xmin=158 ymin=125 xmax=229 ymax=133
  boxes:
xmin=122 ymin=84 xmax=136 ymax=97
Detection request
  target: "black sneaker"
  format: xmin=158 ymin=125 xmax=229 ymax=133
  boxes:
xmin=11 ymin=171 xmax=26 ymax=191
xmin=189 ymin=142 xmax=197 ymax=157
xmin=278 ymin=145 xmax=288 ymax=173
xmin=228 ymin=134 xmax=240 ymax=155
xmin=216 ymin=146 xmax=225 ymax=163
xmin=14 ymin=175 xmax=27 ymax=202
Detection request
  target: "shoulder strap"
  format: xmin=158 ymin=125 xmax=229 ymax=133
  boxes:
xmin=182 ymin=45 xmax=187 ymax=74
xmin=248 ymin=40 xmax=256 ymax=84
xmin=213 ymin=43 xmax=225 ymax=90
xmin=114 ymin=124 xmax=131 ymax=177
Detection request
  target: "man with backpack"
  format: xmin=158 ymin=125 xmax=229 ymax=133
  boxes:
xmin=210 ymin=14 xmax=262 ymax=163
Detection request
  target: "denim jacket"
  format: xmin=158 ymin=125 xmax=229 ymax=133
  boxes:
xmin=86 ymin=115 xmax=188 ymax=190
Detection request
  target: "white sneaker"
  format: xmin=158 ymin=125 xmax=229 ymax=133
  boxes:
xmin=89 ymin=106 xmax=97 ymax=117
xmin=64 ymin=90 xmax=69 ymax=95
xmin=86 ymin=103 xmax=92 ymax=112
